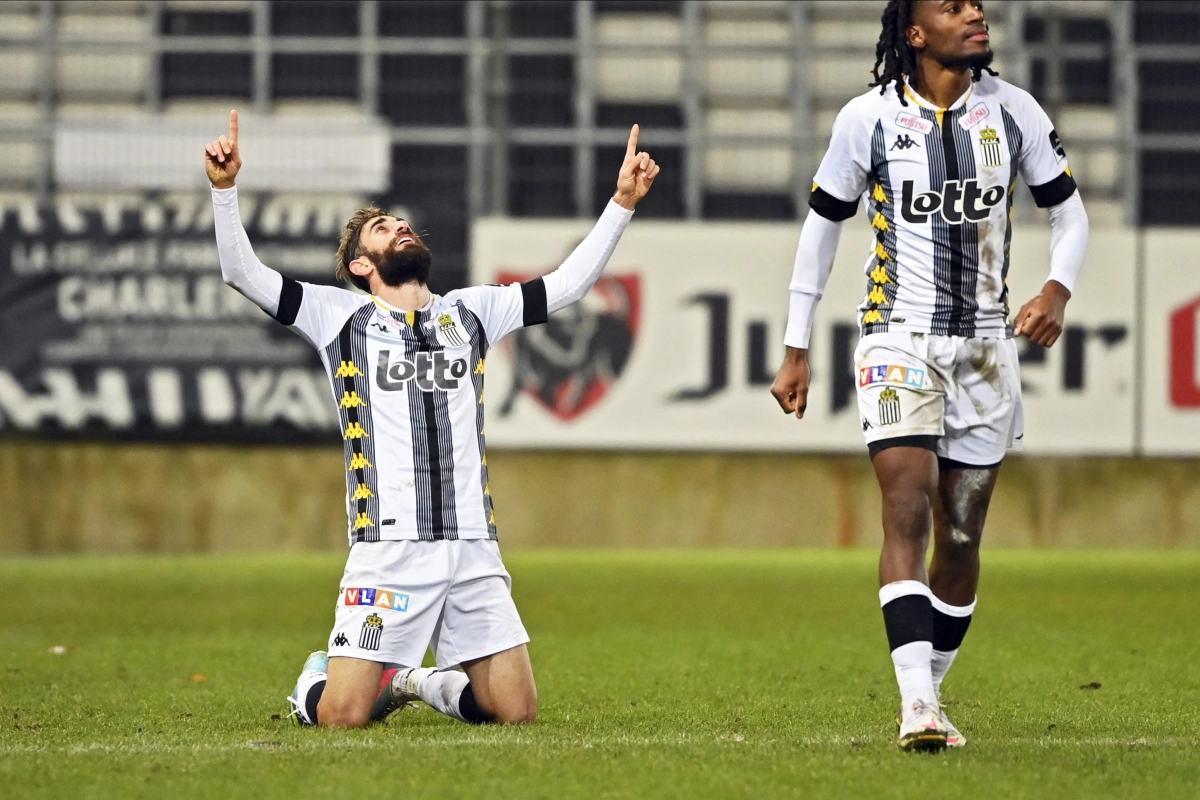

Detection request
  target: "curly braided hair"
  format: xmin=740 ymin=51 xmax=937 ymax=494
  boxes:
xmin=869 ymin=0 xmax=998 ymax=106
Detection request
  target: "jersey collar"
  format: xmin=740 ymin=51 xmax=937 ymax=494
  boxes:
xmin=903 ymin=79 xmax=974 ymax=126
xmin=371 ymin=293 xmax=437 ymax=326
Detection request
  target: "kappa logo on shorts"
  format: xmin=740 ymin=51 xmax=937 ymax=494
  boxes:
xmin=359 ymin=614 xmax=383 ymax=651
xmin=332 ymin=632 xmax=349 ymax=647
xmin=344 ymin=587 xmax=411 ymax=613
xmin=879 ymin=388 xmax=902 ymax=426
xmin=859 ymin=364 xmax=926 ymax=389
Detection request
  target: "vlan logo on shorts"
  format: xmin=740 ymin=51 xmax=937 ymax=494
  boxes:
xmin=859 ymin=364 xmax=925 ymax=389
xmin=344 ymin=586 xmax=410 ymax=612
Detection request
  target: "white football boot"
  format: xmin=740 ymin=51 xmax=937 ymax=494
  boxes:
xmin=937 ymin=705 xmax=966 ymax=747
xmin=897 ymin=699 xmax=948 ymax=752
xmin=286 ymin=650 xmax=329 ymax=726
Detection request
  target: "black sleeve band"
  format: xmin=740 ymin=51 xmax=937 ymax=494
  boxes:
xmin=809 ymin=186 xmax=859 ymax=221
xmin=520 ymin=277 xmax=548 ymax=327
xmin=1028 ymin=170 xmax=1077 ymax=209
xmin=274 ymin=276 xmax=304 ymax=325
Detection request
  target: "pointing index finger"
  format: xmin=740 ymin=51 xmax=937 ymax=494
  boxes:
xmin=626 ymin=124 xmax=639 ymax=159
xmin=229 ymin=109 xmax=238 ymax=144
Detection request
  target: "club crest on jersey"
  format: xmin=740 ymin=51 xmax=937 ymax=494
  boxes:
xmin=428 ymin=313 xmax=468 ymax=347
xmin=979 ymin=127 xmax=1003 ymax=168
xmin=900 ymin=179 xmax=1005 ymax=225
xmin=376 ymin=349 xmax=468 ymax=392
xmin=896 ymin=112 xmax=933 ymax=135
xmin=860 ymin=364 xmax=926 ymax=389
xmin=958 ymin=102 xmax=990 ymax=130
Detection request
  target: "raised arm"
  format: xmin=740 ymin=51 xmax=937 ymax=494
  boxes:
xmin=542 ymin=125 xmax=658 ymax=313
xmin=205 ymin=110 xmax=365 ymax=348
xmin=205 ymin=110 xmax=284 ymax=314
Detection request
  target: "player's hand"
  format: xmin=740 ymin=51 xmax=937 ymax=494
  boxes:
xmin=612 ymin=124 xmax=659 ymax=210
xmin=770 ymin=347 xmax=811 ymax=419
xmin=1014 ymin=279 xmax=1070 ymax=347
xmin=204 ymin=109 xmax=242 ymax=189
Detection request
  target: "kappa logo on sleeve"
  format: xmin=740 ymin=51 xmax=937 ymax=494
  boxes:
xmin=859 ymin=364 xmax=927 ymax=389
xmin=343 ymin=587 xmax=411 ymax=612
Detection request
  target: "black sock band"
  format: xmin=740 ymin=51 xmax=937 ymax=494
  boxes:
xmin=304 ymin=679 xmax=326 ymax=726
xmin=932 ymin=608 xmax=973 ymax=652
xmin=882 ymin=594 xmax=934 ymax=651
xmin=457 ymin=684 xmax=491 ymax=725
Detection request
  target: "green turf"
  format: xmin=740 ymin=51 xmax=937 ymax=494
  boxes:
xmin=0 ymin=550 xmax=1198 ymax=799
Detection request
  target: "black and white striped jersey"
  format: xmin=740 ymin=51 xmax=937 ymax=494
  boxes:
xmin=213 ymin=187 xmax=633 ymax=545
xmin=283 ymin=283 xmax=540 ymax=544
xmin=810 ymin=76 xmax=1077 ymax=338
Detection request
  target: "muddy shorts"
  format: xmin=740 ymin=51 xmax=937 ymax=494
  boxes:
xmin=854 ymin=332 xmax=1023 ymax=467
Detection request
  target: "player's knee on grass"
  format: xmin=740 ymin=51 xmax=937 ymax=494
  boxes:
xmin=488 ymin=690 xmax=538 ymax=724
xmin=467 ymin=681 xmax=537 ymax=724
xmin=316 ymin=692 xmax=373 ymax=728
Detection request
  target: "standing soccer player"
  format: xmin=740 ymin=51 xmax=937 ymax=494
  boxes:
xmin=204 ymin=112 xmax=658 ymax=727
xmin=771 ymin=1 xmax=1088 ymax=751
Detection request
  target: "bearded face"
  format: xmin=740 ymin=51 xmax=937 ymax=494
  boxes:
xmin=368 ymin=238 xmax=433 ymax=287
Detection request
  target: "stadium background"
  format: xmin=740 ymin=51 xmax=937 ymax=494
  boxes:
xmin=2 ymin=0 xmax=1200 ymax=553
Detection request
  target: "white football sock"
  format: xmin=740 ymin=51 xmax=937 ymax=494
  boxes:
xmin=930 ymin=594 xmax=975 ymax=698
xmin=891 ymin=641 xmax=937 ymax=712
xmin=931 ymin=649 xmax=957 ymax=697
xmin=411 ymin=668 xmax=471 ymax=722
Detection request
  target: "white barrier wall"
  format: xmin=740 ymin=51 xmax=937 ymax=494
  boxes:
xmin=471 ymin=216 xmax=1194 ymax=455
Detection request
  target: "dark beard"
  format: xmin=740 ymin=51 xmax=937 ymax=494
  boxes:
xmin=372 ymin=242 xmax=432 ymax=287
xmin=940 ymin=48 xmax=994 ymax=73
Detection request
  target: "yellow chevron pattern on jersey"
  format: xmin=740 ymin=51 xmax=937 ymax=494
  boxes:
xmin=334 ymin=360 xmax=363 ymax=378
xmin=868 ymin=285 xmax=888 ymax=305
xmin=343 ymin=422 xmax=368 ymax=440
xmin=870 ymin=264 xmax=894 ymax=285
xmin=474 ymin=358 xmax=485 ymax=375
xmin=863 ymin=309 xmax=884 ymax=324
xmin=351 ymin=484 xmax=375 ymax=501
xmin=348 ymin=453 xmax=373 ymax=471
xmin=340 ymin=391 xmax=367 ymax=409
xmin=874 ymin=241 xmax=893 ymax=262
xmin=872 ymin=183 xmax=890 ymax=204
xmin=872 ymin=212 xmax=891 ymax=233
xmin=353 ymin=512 xmax=373 ymax=530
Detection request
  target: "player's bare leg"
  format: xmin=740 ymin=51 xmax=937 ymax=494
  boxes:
xmin=871 ymin=444 xmax=947 ymax=751
xmin=315 ymin=656 xmax=383 ymax=728
xmin=925 ymin=464 xmax=1001 ymax=746
xmin=374 ymin=644 xmax=537 ymax=725
xmin=463 ymin=644 xmax=538 ymax=723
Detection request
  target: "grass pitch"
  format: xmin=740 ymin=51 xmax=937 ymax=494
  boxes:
xmin=0 ymin=550 xmax=1197 ymax=799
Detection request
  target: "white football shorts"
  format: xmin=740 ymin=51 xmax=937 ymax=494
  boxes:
xmin=327 ymin=538 xmax=530 ymax=669
xmin=854 ymin=332 xmax=1024 ymax=467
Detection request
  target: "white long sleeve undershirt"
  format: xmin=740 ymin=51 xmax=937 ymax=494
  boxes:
xmin=1045 ymin=189 xmax=1088 ymax=294
xmin=211 ymin=185 xmax=282 ymax=314
xmin=213 ymin=185 xmax=634 ymax=319
xmin=543 ymin=199 xmax=635 ymax=313
xmin=783 ymin=209 xmax=845 ymax=349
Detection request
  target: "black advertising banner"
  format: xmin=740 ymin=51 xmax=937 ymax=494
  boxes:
xmin=0 ymin=193 xmax=357 ymax=442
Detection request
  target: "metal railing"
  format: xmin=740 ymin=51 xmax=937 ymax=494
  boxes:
xmin=0 ymin=1 xmax=1197 ymax=227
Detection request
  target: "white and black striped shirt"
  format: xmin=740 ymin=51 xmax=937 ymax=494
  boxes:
xmin=810 ymin=76 xmax=1077 ymax=338
xmin=213 ymin=187 xmax=633 ymax=543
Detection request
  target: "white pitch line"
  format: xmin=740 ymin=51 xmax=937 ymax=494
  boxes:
xmin=0 ymin=734 xmax=1193 ymax=756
